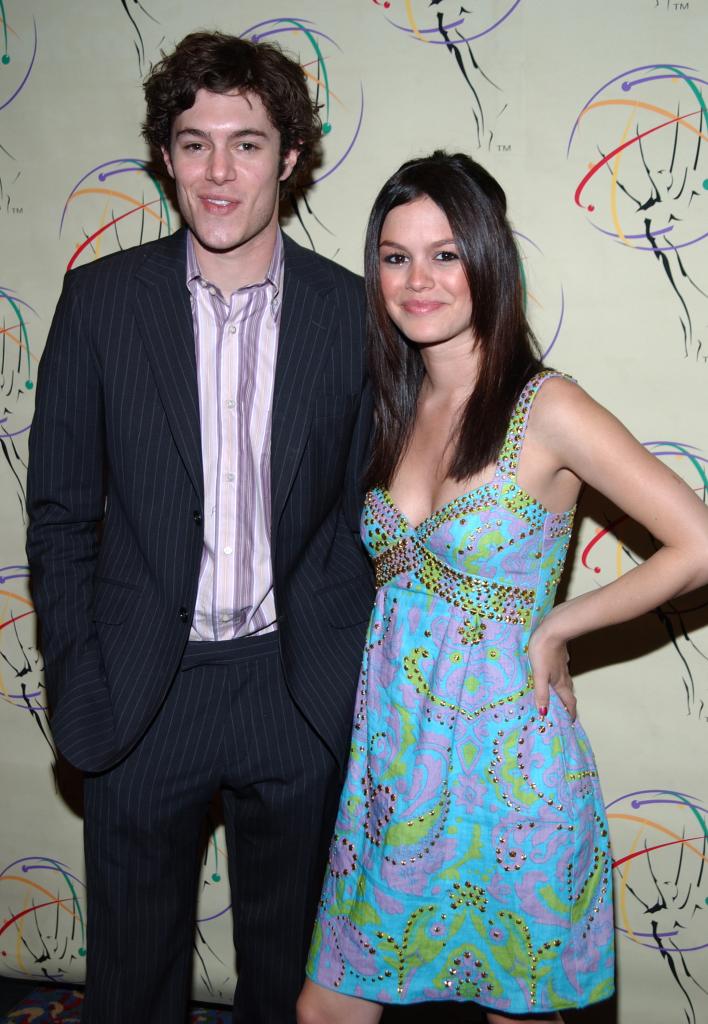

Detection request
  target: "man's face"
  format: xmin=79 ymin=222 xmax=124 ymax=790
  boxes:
xmin=162 ymin=88 xmax=298 ymax=261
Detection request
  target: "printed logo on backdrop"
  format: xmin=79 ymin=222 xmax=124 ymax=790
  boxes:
xmin=581 ymin=442 xmax=708 ymax=721
xmin=240 ymin=17 xmax=365 ymax=255
xmin=0 ymin=856 xmax=86 ymax=979
xmin=568 ymin=64 xmax=708 ymax=361
xmin=515 ymin=232 xmax=564 ymax=359
xmin=194 ymin=821 xmax=233 ymax=1001
xmin=0 ymin=286 xmax=37 ymax=521
xmin=0 ymin=141 xmax=22 ymax=218
xmin=371 ymin=0 xmax=525 ymax=150
xmin=608 ymin=789 xmax=708 ymax=1024
xmin=118 ymin=0 xmax=165 ymax=75
xmin=0 ymin=564 xmax=50 ymax=752
xmin=0 ymin=2 xmax=37 ymax=113
xmin=60 ymin=160 xmax=173 ymax=270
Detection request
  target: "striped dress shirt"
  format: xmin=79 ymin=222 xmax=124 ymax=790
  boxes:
xmin=186 ymin=230 xmax=283 ymax=641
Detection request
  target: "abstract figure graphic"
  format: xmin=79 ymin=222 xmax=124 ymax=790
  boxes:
xmin=568 ymin=65 xmax=708 ymax=361
xmin=0 ymin=142 xmax=21 ymax=216
xmin=118 ymin=0 xmax=164 ymax=76
xmin=0 ymin=856 xmax=86 ymax=983
xmin=59 ymin=159 xmax=173 ymax=270
xmin=373 ymin=1 xmax=525 ymax=149
xmin=240 ymin=18 xmax=364 ymax=253
xmin=0 ymin=286 xmax=36 ymax=523
xmin=608 ymin=789 xmax=708 ymax=1024
xmin=0 ymin=4 xmax=37 ymax=113
xmin=581 ymin=441 xmax=708 ymax=720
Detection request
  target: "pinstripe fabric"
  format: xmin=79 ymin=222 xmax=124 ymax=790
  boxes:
xmin=26 ymin=227 xmax=375 ymax=1020
xmin=83 ymin=636 xmax=338 ymax=1024
xmin=187 ymin=232 xmax=282 ymax=641
xmin=26 ymin=229 xmax=374 ymax=774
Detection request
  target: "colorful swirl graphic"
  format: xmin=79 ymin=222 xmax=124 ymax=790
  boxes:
xmin=60 ymin=159 xmax=172 ymax=271
xmin=0 ymin=6 xmax=37 ymax=112
xmin=0 ymin=564 xmax=45 ymax=718
xmin=240 ymin=18 xmax=365 ymax=186
xmin=607 ymin=789 xmax=707 ymax=1022
xmin=0 ymin=857 xmax=86 ymax=980
xmin=378 ymin=0 xmax=524 ymax=45
xmin=514 ymin=231 xmax=565 ymax=360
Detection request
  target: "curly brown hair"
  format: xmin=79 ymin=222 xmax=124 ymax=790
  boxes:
xmin=142 ymin=31 xmax=322 ymax=194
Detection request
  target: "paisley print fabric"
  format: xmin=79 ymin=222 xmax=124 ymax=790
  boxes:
xmin=307 ymin=372 xmax=615 ymax=1014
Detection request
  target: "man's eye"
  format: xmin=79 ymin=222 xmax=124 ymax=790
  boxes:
xmin=184 ymin=143 xmax=204 ymax=152
xmin=239 ymin=142 xmax=258 ymax=152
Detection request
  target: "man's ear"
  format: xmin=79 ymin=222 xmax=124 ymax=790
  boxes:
xmin=161 ymin=146 xmax=175 ymax=179
xmin=279 ymin=147 xmax=299 ymax=183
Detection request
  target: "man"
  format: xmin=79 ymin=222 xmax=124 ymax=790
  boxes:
xmin=26 ymin=32 xmax=373 ymax=1024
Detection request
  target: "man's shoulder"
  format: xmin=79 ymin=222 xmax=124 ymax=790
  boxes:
xmin=281 ymin=233 xmax=363 ymax=298
xmin=65 ymin=230 xmax=186 ymax=292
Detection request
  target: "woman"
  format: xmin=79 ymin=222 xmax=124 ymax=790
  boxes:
xmin=297 ymin=152 xmax=708 ymax=1023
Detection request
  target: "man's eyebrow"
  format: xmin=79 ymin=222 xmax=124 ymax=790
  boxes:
xmin=174 ymin=127 xmax=270 ymax=140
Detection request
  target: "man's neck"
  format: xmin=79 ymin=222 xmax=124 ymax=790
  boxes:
xmin=191 ymin=225 xmax=279 ymax=296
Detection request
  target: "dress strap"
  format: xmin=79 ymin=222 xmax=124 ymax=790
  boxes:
xmin=494 ymin=370 xmax=573 ymax=481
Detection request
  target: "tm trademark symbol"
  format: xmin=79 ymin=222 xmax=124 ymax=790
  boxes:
xmin=497 ymin=144 xmax=512 ymax=153
xmin=11 ymin=207 xmax=23 ymax=215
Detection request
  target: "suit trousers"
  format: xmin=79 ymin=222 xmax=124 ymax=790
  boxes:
xmin=82 ymin=632 xmax=341 ymax=1024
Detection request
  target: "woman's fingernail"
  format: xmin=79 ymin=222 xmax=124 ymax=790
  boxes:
xmin=538 ymin=705 xmax=548 ymax=718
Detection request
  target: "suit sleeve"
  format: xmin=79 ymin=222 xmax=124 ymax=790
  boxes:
xmin=26 ymin=272 xmax=108 ymax=710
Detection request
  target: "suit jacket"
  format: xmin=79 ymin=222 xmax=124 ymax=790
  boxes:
xmin=26 ymin=229 xmax=374 ymax=773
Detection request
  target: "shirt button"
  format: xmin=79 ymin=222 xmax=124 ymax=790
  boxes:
xmin=228 ymin=325 xmax=237 ymax=334
xmin=193 ymin=510 xmax=202 ymax=524
xmin=225 ymin=399 xmax=235 ymax=409
xmin=223 ymin=545 xmax=233 ymax=555
xmin=208 ymin=286 xmax=216 ymax=295
xmin=221 ymin=613 xmax=230 ymax=623
xmin=179 ymin=606 xmax=189 ymax=623
xmin=225 ymin=472 xmax=235 ymax=482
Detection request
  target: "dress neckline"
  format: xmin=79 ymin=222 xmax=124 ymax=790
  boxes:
xmin=376 ymin=370 xmax=576 ymax=533
xmin=376 ymin=480 xmax=572 ymax=536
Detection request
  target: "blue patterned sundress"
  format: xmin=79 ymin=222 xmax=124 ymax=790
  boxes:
xmin=307 ymin=372 xmax=615 ymax=1015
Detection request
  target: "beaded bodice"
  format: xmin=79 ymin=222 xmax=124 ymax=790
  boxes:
xmin=361 ymin=371 xmax=575 ymax=635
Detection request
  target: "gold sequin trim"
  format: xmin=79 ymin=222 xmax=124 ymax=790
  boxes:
xmin=374 ymin=537 xmax=536 ymax=627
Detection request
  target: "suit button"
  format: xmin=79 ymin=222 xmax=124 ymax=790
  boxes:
xmin=193 ymin=510 xmax=202 ymax=524
xmin=179 ymin=607 xmax=189 ymax=623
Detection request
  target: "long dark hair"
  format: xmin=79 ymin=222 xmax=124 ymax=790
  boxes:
xmin=142 ymin=32 xmax=321 ymax=195
xmin=364 ymin=151 xmax=543 ymax=489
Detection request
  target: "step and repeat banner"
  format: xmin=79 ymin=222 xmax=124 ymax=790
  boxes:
xmin=1 ymin=2 xmax=707 ymax=1021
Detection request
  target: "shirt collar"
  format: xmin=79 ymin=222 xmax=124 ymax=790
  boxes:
xmin=185 ymin=229 xmax=284 ymax=303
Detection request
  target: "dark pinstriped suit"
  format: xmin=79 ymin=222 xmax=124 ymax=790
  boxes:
xmin=26 ymin=228 xmax=374 ymax=1023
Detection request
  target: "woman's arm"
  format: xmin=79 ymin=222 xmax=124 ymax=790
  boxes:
xmin=527 ymin=379 xmax=708 ymax=717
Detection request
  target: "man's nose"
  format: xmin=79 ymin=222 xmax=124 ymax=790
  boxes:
xmin=206 ymin=147 xmax=236 ymax=183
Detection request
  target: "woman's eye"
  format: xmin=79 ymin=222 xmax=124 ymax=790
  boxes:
xmin=381 ymin=252 xmax=408 ymax=265
xmin=434 ymin=250 xmax=459 ymax=262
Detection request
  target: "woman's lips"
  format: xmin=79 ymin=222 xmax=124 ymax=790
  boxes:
xmin=401 ymin=301 xmax=444 ymax=314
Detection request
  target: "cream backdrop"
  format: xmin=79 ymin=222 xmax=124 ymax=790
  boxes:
xmin=1 ymin=1 xmax=707 ymax=1021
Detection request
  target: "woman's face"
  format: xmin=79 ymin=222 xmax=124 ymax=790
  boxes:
xmin=378 ymin=195 xmax=474 ymax=350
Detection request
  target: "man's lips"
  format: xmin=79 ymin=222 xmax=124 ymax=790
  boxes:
xmin=199 ymin=196 xmax=240 ymax=212
xmin=401 ymin=301 xmax=444 ymax=314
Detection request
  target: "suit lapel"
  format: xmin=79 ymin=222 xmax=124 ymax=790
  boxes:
xmin=271 ymin=236 xmax=337 ymax=529
xmin=134 ymin=230 xmax=204 ymax=505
